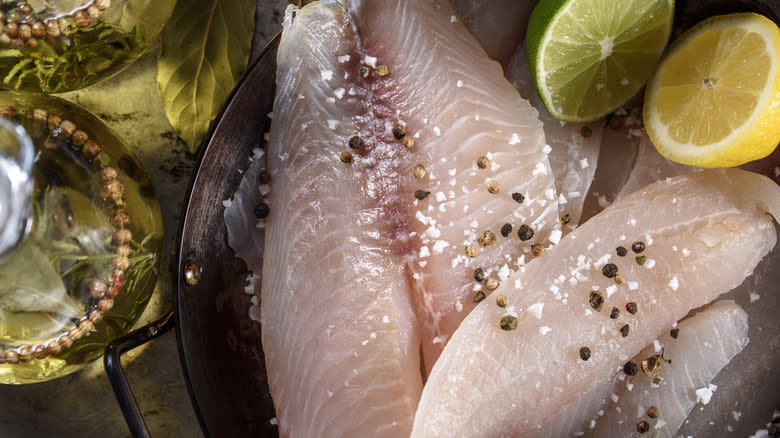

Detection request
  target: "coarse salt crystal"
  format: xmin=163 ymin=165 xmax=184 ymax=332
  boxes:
xmin=528 ymin=303 xmax=544 ymax=319
xmin=539 ymin=326 xmax=552 ymax=335
xmin=363 ymin=56 xmax=377 ymax=68
xmin=628 ymin=281 xmax=639 ymax=290
xmin=542 ymin=144 xmax=552 ymax=154
xmin=337 ymin=54 xmax=350 ymax=63
xmin=579 ymin=158 xmax=589 ymax=168
xmin=433 ymin=126 xmax=441 ymax=136
xmin=419 ymin=246 xmax=430 ymax=258
xmin=456 ymin=80 xmax=463 ymax=87
xmin=321 ymin=70 xmax=333 ymax=81
xmin=668 ymin=277 xmax=679 ymax=291
xmin=432 ymin=240 xmax=450 ymax=254
xmin=549 ymin=229 xmax=562 ymax=245
xmin=334 ymin=88 xmax=345 ymax=99
xmin=695 ymin=384 xmax=717 ymax=405
xmin=605 ymin=285 xmax=618 ymax=298
xmin=327 ymin=120 xmax=339 ymax=130
xmin=509 ymin=133 xmax=521 ymax=145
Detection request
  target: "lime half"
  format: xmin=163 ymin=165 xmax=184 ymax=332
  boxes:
xmin=526 ymin=0 xmax=675 ymax=122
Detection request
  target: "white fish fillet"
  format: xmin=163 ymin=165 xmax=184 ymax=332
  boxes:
xmin=505 ymin=44 xmax=602 ymax=228
xmin=412 ymin=169 xmax=780 ymax=438
xmin=588 ymin=300 xmax=749 ymax=437
xmin=262 ymin=0 xmax=556 ymax=435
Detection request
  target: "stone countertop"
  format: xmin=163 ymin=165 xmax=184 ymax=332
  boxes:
xmin=0 ymin=1 xmax=287 ymax=436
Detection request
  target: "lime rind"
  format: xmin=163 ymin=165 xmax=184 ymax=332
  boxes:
xmin=526 ymin=0 xmax=674 ymax=122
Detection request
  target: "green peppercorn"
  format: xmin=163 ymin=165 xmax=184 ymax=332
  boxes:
xmin=500 ymin=314 xmax=517 ymax=331
xmin=636 ymin=255 xmax=647 ymax=265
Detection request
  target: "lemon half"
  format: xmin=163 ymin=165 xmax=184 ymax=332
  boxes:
xmin=644 ymin=13 xmax=780 ymax=168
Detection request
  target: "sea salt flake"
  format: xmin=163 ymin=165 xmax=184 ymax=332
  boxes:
xmin=432 ymin=240 xmax=450 ymax=254
xmin=528 ymin=303 xmax=544 ymax=319
xmin=419 ymin=246 xmax=430 ymax=258
xmin=750 ymin=292 xmax=760 ymax=302
xmin=668 ymin=277 xmax=679 ymax=291
xmin=433 ymin=126 xmax=441 ymax=136
xmin=363 ymin=55 xmax=377 ymax=68
xmin=579 ymin=158 xmax=589 ymax=168
xmin=320 ymin=70 xmax=333 ymax=81
xmin=450 ymin=14 xmax=457 ymax=23
xmin=605 ymin=285 xmax=618 ymax=298
xmin=456 ymin=80 xmax=463 ymax=87
xmin=222 ymin=199 xmax=232 ymax=208
xmin=334 ymin=88 xmax=345 ymax=99
xmin=549 ymin=229 xmax=562 ymax=245
xmin=327 ymin=120 xmax=339 ymax=130
xmin=542 ymin=144 xmax=552 ymax=154
xmin=695 ymin=384 xmax=717 ymax=405
xmin=539 ymin=326 xmax=552 ymax=335
xmin=337 ymin=54 xmax=350 ymax=63
xmin=628 ymin=281 xmax=639 ymax=290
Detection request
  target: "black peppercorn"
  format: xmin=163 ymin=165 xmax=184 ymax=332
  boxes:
xmin=253 ymin=202 xmax=270 ymax=219
xmin=579 ymin=347 xmax=591 ymax=361
xmin=670 ymin=328 xmax=679 ymax=339
xmin=517 ymin=224 xmax=534 ymax=241
xmin=602 ymin=263 xmax=618 ymax=278
xmin=623 ymin=361 xmax=638 ymax=376
xmin=610 ymin=307 xmax=620 ymax=319
xmin=616 ymin=246 xmax=627 ymax=257
xmin=500 ymin=223 xmax=512 ymax=237
xmin=511 ymin=192 xmax=524 ymax=204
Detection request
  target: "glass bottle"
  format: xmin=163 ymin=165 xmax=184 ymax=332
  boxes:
xmin=0 ymin=92 xmax=162 ymax=383
xmin=0 ymin=0 xmax=177 ymax=93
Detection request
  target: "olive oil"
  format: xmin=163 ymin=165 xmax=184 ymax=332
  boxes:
xmin=0 ymin=0 xmax=176 ymax=93
xmin=0 ymin=92 xmax=162 ymax=383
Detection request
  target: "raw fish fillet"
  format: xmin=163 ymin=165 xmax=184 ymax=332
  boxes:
xmin=505 ymin=44 xmax=602 ymax=228
xmin=261 ymin=0 xmax=556 ymax=435
xmin=588 ymin=300 xmax=749 ymax=437
xmin=412 ymin=169 xmax=780 ymax=438
xmin=451 ymin=0 xmax=538 ymax=63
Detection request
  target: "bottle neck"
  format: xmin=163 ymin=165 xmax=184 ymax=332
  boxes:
xmin=0 ymin=117 xmax=35 ymax=263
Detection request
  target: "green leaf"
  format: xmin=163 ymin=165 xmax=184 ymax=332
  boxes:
xmin=157 ymin=0 xmax=256 ymax=153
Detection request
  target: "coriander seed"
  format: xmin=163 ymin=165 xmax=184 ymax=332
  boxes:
xmin=486 ymin=180 xmax=501 ymax=194
xmin=476 ymin=156 xmax=490 ymax=169
xmin=413 ymin=164 xmax=426 ymax=179
xmin=495 ymin=294 xmax=509 ymax=308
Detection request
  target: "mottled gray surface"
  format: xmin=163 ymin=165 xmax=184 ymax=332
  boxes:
xmin=0 ymin=1 xmax=286 ymax=437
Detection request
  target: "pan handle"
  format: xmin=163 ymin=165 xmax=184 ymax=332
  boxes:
xmin=104 ymin=311 xmax=176 ymax=438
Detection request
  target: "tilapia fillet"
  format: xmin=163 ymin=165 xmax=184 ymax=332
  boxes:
xmin=589 ymin=300 xmax=749 ymax=437
xmin=413 ymin=169 xmax=780 ymax=437
xmin=262 ymin=0 xmax=555 ymax=436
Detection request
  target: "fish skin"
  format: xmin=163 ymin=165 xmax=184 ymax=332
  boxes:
xmin=588 ymin=300 xmax=749 ymax=438
xmin=263 ymin=0 xmax=555 ymax=435
xmin=451 ymin=0 xmax=539 ymax=63
xmin=412 ymin=169 xmax=780 ymax=438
